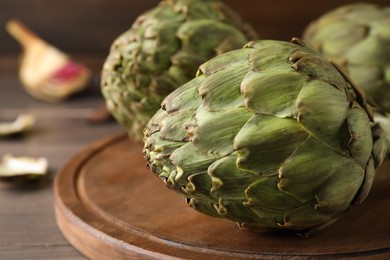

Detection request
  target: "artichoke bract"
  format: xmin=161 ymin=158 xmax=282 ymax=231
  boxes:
xmin=303 ymin=3 xmax=390 ymax=111
xmin=101 ymin=0 xmax=258 ymax=140
xmin=143 ymin=39 xmax=387 ymax=233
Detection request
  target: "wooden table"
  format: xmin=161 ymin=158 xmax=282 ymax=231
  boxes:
xmin=2 ymin=1 xmax=390 ymax=257
xmin=0 ymin=55 xmax=121 ymax=259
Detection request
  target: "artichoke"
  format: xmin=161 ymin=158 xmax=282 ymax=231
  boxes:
xmin=101 ymin=0 xmax=258 ymax=140
xmin=143 ymin=38 xmax=387 ymax=233
xmin=303 ymin=3 xmax=390 ymax=111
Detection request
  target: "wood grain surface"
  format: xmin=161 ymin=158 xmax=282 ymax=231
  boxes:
xmin=0 ymin=55 xmax=121 ymax=259
xmin=54 ymin=133 xmax=390 ymax=259
xmin=1 ymin=1 xmax=390 ymax=259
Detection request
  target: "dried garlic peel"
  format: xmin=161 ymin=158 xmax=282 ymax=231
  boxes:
xmin=0 ymin=114 xmax=35 ymax=136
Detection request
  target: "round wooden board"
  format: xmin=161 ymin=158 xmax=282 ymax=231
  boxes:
xmin=54 ymin=133 xmax=390 ymax=259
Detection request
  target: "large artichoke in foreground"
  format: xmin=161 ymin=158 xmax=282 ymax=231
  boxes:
xmin=303 ymin=3 xmax=390 ymax=111
xmin=143 ymin=39 xmax=387 ymax=233
xmin=101 ymin=0 xmax=258 ymax=140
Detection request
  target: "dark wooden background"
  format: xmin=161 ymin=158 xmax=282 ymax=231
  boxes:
xmin=1 ymin=0 xmax=389 ymax=55
xmin=0 ymin=1 xmax=389 ymax=259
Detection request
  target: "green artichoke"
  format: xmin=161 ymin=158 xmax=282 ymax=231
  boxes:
xmin=303 ymin=3 xmax=390 ymax=111
xmin=101 ymin=0 xmax=258 ymax=140
xmin=143 ymin=38 xmax=387 ymax=233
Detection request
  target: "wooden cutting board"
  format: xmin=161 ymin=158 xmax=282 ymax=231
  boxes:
xmin=54 ymin=133 xmax=390 ymax=259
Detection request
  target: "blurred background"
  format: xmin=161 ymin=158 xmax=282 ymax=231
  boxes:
xmin=1 ymin=0 xmax=389 ymax=76
xmin=0 ymin=1 xmax=389 ymax=258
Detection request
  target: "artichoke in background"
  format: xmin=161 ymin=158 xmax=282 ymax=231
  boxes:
xmin=303 ymin=3 xmax=390 ymax=111
xmin=143 ymin=38 xmax=387 ymax=234
xmin=101 ymin=0 xmax=258 ymax=140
